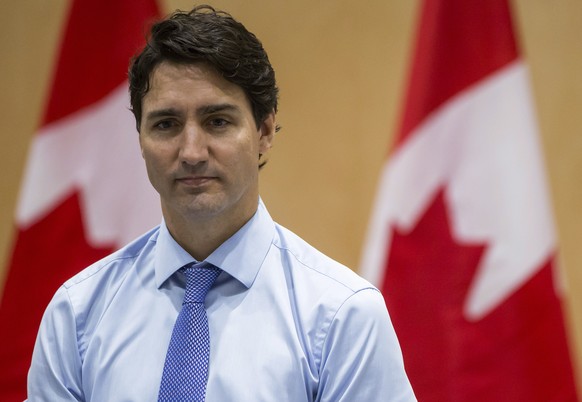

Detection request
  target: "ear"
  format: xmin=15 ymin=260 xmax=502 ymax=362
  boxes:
xmin=258 ymin=112 xmax=276 ymax=153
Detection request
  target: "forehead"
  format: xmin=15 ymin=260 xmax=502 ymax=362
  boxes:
xmin=143 ymin=61 xmax=250 ymax=113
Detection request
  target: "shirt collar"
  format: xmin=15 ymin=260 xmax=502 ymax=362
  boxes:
xmin=154 ymin=198 xmax=275 ymax=289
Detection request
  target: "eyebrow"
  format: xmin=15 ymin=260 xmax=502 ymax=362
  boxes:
xmin=197 ymin=103 xmax=241 ymax=116
xmin=144 ymin=108 xmax=180 ymax=121
xmin=144 ymin=104 xmax=241 ymax=122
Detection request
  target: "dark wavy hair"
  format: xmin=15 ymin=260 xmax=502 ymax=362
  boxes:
xmin=128 ymin=5 xmax=279 ymax=132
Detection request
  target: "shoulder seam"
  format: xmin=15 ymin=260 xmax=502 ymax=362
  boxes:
xmin=272 ymin=242 xmax=370 ymax=294
xmin=316 ymin=287 xmax=381 ymax=370
xmin=63 ymin=254 xmax=140 ymax=289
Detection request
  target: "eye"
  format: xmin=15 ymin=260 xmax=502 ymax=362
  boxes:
xmin=153 ymin=119 xmax=177 ymax=131
xmin=208 ymin=118 xmax=230 ymax=128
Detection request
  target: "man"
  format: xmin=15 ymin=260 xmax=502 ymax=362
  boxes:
xmin=27 ymin=5 xmax=416 ymax=401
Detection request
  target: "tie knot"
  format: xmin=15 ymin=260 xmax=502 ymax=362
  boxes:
xmin=182 ymin=263 xmax=221 ymax=304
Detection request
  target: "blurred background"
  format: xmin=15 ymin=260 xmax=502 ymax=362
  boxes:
xmin=1 ymin=0 xmax=581 ymax=391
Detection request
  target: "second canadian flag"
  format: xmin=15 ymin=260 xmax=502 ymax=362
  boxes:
xmin=361 ymin=0 xmax=579 ymax=400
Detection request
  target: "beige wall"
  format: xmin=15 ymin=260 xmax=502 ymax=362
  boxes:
xmin=1 ymin=0 xmax=581 ymax=387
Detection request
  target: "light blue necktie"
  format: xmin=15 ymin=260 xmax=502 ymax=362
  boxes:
xmin=158 ymin=262 xmax=221 ymax=401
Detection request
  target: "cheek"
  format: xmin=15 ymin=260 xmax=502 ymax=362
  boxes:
xmin=143 ymin=154 xmax=160 ymax=183
xmin=237 ymin=141 xmax=260 ymax=170
xmin=142 ymin=141 xmax=173 ymax=166
xmin=141 ymin=148 xmax=170 ymax=184
xmin=216 ymin=136 xmax=256 ymax=164
xmin=141 ymin=149 xmax=158 ymax=170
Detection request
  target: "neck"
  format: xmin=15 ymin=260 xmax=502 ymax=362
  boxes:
xmin=163 ymin=202 xmax=258 ymax=261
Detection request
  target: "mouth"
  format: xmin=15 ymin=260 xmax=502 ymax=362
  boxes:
xmin=175 ymin=176 xmax=217 ymax=187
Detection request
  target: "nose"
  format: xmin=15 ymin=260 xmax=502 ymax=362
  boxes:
xmin=179 ymin=123 xmax=209 ymax=167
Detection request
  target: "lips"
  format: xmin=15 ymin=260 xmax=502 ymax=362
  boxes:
xmin=176 ymin=176 xmax=216 ymax=186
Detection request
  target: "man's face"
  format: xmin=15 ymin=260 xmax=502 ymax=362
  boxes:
xmin=139 ymin=61 xmax=274 ymax=229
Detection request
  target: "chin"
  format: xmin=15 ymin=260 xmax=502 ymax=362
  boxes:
xmin=182 ymin=194 xmax=231 ymax=218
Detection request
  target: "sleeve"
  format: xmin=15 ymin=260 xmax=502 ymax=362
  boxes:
xmin=316 ymin=288 xmax=417 ymax=402
xmin=27 ymin=286 xmax=85 ymax=401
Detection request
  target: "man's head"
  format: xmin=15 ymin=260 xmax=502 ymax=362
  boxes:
xmin=133 ymin=6 xmax=278 ymax=254
xmin=129 ymin=5 xmax=279 ymax=133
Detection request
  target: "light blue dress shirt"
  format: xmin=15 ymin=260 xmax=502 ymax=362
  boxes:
xmin=27 ymin=200 xmax=416 ymax=401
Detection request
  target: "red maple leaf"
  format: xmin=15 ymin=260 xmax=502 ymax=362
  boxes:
xmin=382 ymin=189 xmax=577 ymax=402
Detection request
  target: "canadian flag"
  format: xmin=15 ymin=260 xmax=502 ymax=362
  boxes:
xmin=360 ymin=0 xmax=579 ymax=400
xmin=0 ymin=1 xmax=161 ymax=400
